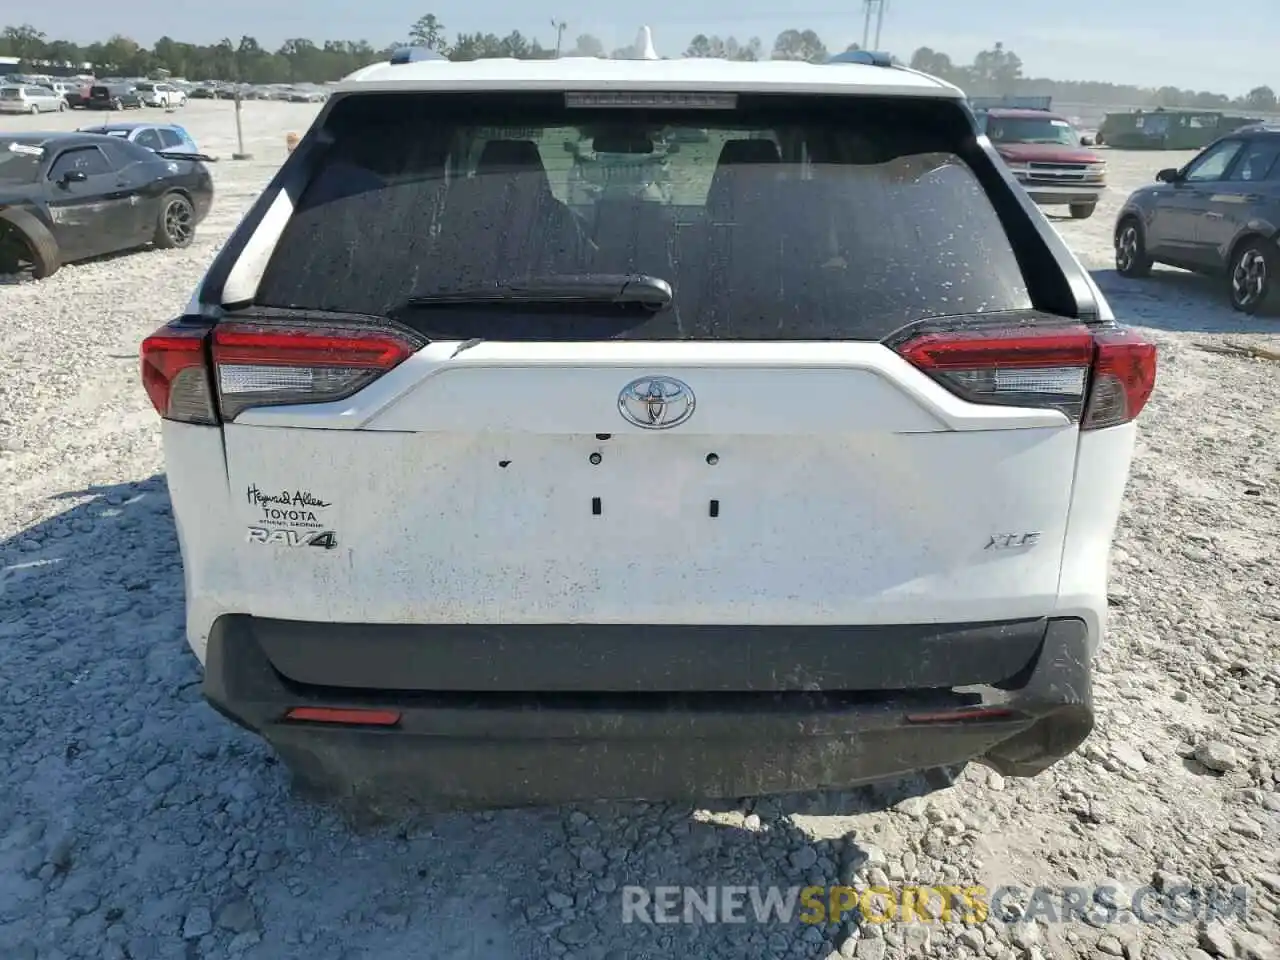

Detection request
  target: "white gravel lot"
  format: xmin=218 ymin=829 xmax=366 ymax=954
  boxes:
xmin=0 ymin=101 xmax=1277 ymax=960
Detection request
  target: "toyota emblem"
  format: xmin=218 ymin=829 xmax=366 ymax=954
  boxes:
xmin=617 ymin=376 xmax=695 ymax=430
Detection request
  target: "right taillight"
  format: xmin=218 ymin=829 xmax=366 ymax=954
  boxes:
xmin=895 ymin=322 xmax=1156 ymax=429
xmin=140 ymin=319 xmax=423 ymax=423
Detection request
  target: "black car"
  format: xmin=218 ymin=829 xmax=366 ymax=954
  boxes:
xmin=0 ymin=132 xmax=215 ymax=278
xmin=86 ymin=83 xmax=144 ymax=111
xmin=1114 ymin=123 xmax=1280 ymax=314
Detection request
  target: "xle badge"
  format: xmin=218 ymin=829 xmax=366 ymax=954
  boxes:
xmin=985 ymin=532 xmax=1042 ymax=550
xmin=247 ymin=527 xmax=338 ymax=549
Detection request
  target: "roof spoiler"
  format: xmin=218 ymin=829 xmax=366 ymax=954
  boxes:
xmin=155 ymin=150 xmax=217 ymax=163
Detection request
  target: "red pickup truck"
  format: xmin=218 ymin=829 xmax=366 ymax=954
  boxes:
xmin=976 ymin=107 xmax=1106 ymax=220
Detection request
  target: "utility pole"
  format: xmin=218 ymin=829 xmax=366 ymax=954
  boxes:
xmin=551 ymin=19 xmax=567 ymax=57
xmin=861 ymin=0 xmax=889 ymax=50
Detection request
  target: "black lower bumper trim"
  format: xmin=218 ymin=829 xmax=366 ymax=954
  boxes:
xmin=217 ymin=615 xmax=1051 ymax=693
xmin=202 ymin=616 xmax=1093 ymax=808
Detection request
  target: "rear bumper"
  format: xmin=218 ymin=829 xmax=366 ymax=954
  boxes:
xmin=203 ymin=616 xmax=1095 ymax=808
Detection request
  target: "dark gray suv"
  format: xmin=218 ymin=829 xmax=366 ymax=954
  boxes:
xmin=1114 ymin=124 xmax=1280 ymax=314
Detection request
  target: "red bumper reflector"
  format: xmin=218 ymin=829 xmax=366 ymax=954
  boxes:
xmin=904 ymin=707 xmax=1015 ymax=724
xmin=283 ymin=706 xmax=402 ymax=726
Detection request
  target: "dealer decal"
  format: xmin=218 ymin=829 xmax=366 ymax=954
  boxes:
xmin=245 ymin=484 xmax=334 ymax=530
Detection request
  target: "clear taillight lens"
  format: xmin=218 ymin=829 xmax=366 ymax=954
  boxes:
xmin=211 ymin=322 xmax=421 ymax=420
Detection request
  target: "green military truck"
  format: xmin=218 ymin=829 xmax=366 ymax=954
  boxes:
xmin=1096 ymin=109 xmax=1261 ymax=150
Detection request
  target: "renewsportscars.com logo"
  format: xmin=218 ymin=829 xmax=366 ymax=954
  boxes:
xmin=620 ymin=883 xmax=1253 ymax=927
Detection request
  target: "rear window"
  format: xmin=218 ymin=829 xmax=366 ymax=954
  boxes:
xmin=0 ymin=88 xmax=21 ymax=100
xmin=256 ymin=92 xmax=1033 ymax=341
xmin=90 ymin=86 xmax=110 ymax=97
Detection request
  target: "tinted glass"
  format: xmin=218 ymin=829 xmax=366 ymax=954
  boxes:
xmin=257 ymin=93 xmax=1032 ymax=341
xmin=49 ymin=146 xmax=111 ymax=178
xmin=1185 ymin=140 xmax=1245 ymax=182
xmin=98 ymin=138 xmax=144 ymax=168
xmin=135 ymin=128 xmax=163 ymax=150
xmin=1228 ymin=139 xmax=1280 ymax=182
xmin=985 ymin=116 xmax=1079 ymax=146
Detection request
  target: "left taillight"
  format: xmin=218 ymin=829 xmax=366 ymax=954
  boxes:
xmin=211 ymin=321 xmax=421 ymax=420
xmin=141 ymin=319 xmax=423 ymax=423
xmin=140 ymin=325 xmax=218 ymax=424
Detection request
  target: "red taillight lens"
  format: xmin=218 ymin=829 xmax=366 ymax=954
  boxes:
xmin=905 ymin=707 xmax=1015 ymax=724
xmin=895 ymin=322 xmax=1156 ymax=429
xmin=211 ymin=322 xmax=421 ymax=420
xmin=283 ymin=706 xmax=401 ymax=727
xmin=140 ymin=325 xmax=218 ymax=424
xmin=1082 ymin=328 xmax=1158 ymax=430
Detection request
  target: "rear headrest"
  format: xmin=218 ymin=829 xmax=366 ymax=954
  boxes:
xmin=715 ymin=139 xmax=782 ymax=166
xmin=707 ymin=139 xmax=782 ymax=211
xmin=477 ymin=139 xmax=546 ymax=174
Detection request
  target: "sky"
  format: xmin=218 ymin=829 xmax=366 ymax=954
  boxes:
xmin=14 ymin=1 xmax=1274 ymax=97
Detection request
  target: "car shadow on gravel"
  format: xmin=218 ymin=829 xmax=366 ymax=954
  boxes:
xmin=1092 ymin=268 xmax=1280 ymax=334
xmin=0 ymin=474 xmax=952 ymax=960
xmin=0 ymin=245 xmax=182 ymax=287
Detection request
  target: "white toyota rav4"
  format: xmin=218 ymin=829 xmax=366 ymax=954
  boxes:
xmin=141 ymin=47 xmax=1156 ymax=810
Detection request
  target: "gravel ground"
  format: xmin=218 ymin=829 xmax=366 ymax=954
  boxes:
xmin=1 ymin=101 xmax=1277 ymax=960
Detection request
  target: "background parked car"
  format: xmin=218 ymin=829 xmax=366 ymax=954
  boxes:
xmin=0 ymin=84 xmax=68 ymax=115
xmin=78 ymin=121 xmax=201 ymax=155
xmin=975 ymin=105 xmax=1106 ymax=220
xmin=1114 ymin=123 xmax=1280 ymax=314
xmin=87 ymin=83 xmax=144 ymax=111
xmin=135 ymin=82 xmax=187 ymax=108
xmin=62 ymin=83 xmax=93 ymax=109
xmin=0 ymin=132 xmax=214 ymax=279
xmin=287 ymin=85 xmax=328 ymax=103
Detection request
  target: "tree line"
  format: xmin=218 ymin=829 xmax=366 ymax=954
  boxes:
xmin=1 ymin=19 xmax=1273 ymax=111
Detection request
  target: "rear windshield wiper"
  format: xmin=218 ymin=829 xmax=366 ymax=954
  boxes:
xmin=397 ymin=274 xmax=673 ymax=311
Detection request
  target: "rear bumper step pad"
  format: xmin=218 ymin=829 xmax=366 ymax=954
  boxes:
xmin=213 ymin=615 xmax=1052 ymax=693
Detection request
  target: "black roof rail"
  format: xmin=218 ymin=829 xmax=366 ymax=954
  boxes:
xmin=389 ymin=46 xmax=448 ymax=65
xmin=825 ymin=50 xmax=894 ymax=67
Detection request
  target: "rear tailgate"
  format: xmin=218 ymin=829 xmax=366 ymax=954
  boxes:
xmin=221 ymin=339 xmax=1077 ymax=629
xmin=150 ymin=90 xmax=1155 ymax=693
